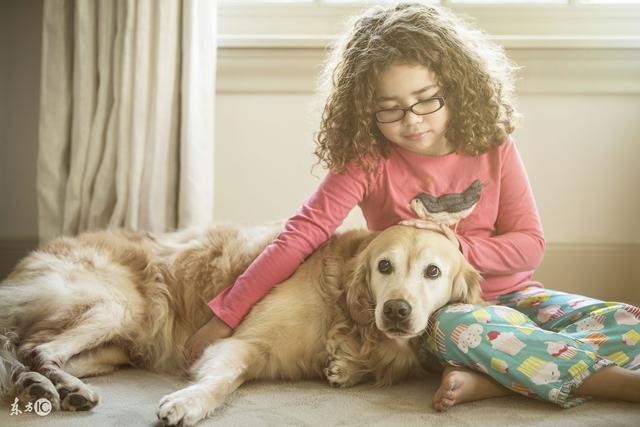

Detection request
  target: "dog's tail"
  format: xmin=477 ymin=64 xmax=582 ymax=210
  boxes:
xmin=0 ymin=329 xmax=24 ymax=402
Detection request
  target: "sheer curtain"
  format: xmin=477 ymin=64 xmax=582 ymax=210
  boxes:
xmin=37 ymin=0 xmax=216 ymax=243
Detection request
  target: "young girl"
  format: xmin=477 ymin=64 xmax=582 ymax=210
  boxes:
xmin=186 ymin=2 xmax=640 ymax=410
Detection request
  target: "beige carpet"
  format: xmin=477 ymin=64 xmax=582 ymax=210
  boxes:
xmin=1 ymin=368 xmax=638 ymax=426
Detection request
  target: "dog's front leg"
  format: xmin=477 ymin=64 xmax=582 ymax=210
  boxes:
xmin=324 ymin=326 xmax=368 ymax=388
xmin=157 ymin=338 xmax=258 ymax=426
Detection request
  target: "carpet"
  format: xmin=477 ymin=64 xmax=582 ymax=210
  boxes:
xmin=1 ymin=368 xmax=638 ymax=426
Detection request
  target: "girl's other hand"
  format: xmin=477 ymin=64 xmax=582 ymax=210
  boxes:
xmin=398 ymin=219 xmax=460 ymax=249
xmin=183 ymin=315 xmax=232 ymax=366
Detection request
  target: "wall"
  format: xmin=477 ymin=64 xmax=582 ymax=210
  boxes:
xmin=1 ymin=1 xmax=639 ymax=305
xmin=0 ymin=1 xmax=8 ymax=203
xmin=213 ymin=93 xmax=640 ymax=305
xmin=0 ymin=0 xmax=42 ymax=277
xmin=0 ymin=0 xmax=41 ymax=241
xmin=214 ymin=93 xmax=640 ymax=244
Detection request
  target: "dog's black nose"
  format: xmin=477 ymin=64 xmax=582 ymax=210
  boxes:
xmin=383 ymin=299 xmax=412 ymax=321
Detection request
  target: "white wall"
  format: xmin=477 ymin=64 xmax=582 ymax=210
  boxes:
xmin=1 ymin=1 xmax=639 ymax=303
xmin=214 ymin=93 xmax=640 ymax=245
xmin=213 ymin=93 xmax=640 ymax=304
xmin=3 ymin=1 xmax=639 ymax=246
xmin=515 ymin=95 xmax=640 ymax=244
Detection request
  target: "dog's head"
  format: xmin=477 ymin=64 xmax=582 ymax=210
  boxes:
xmin=345 ymin=225 xmax=482 ymax=340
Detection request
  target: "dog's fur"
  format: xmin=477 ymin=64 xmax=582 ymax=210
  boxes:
xmin=0 ymin=224 xmax=481 ymax=425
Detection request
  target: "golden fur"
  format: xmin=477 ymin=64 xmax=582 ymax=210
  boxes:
xmin=0 ymin=224 xmax=481 ymax=425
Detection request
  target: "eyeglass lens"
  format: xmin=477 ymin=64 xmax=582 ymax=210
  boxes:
xmin=375 ymin=98 xmax=443 ymax=123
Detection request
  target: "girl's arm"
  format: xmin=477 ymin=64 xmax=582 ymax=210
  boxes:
xmin=457 ymin=141 xmax=545 ymax=275
xmin=209 ymin=163 xmax=369 ymax=328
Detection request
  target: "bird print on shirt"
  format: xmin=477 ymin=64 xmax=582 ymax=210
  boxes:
xmin=409 ymin=179 xmax=483 ymax=230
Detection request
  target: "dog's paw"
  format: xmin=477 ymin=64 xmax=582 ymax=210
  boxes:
xmin=157 ymin=387 xmax=212 ymax=427
xmin=324 ymin=356 xmax=360 ymax=388
xmin=16 ymin=371 xmax=61 ymax=410
xmin=57 ymin=381 xmax=99 ymax=411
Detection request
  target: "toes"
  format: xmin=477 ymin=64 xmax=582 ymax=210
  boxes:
xmin=323 ymin=358 xmax=357 ymax=388
xmin=28 ymin=385 xmax=47 ymax=398
xmin=69 ymin=394 xmax=89 ymax=407
xmin=434 ymin=384 xmax=458 ymax=413
xmin=58 ymin=386 xmax=76 ymax=401
xmin=434 ymin=397 xmax=456 ymax=412
xmin=157 ymin=399 xmax=186 ymax=426
xmin=58 ymin=385 xmax=99 ymax=411
xmin=157 ymin=389 xmax=212 ymax=427
xmin=16 ymin=373 xmax=60 ymax=409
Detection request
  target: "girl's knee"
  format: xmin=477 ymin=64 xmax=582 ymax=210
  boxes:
xmin=426 ymin=303 xmax=486 ymax=356
xmin=615 ymin=304 xmax=640 ymax=324
xmin=432 ymin=303 xmax=485 ymax=324
xmin=433 ymin=303 xmax=533 ymax=330
xmin=425 ymin=303 xmax=537 ymax=360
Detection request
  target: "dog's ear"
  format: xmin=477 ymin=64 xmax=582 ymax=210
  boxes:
xmin=344 ymin=249 xmax=375 ymax=326
xmin=451 ymin=256 xmax=483 ymax=304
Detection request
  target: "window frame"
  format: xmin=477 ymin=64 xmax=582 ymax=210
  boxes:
xmin=216 ymin=1 xmax=640 ymax=95
xmin=219 ymin=1 xmax=640 ymax=48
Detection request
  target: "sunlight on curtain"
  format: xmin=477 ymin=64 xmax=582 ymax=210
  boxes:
xmin=37 ymin=0 xmax=216 ymax=242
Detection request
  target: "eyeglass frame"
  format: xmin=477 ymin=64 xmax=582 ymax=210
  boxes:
xmin=374 ymin=93 xmax=447 ymax=124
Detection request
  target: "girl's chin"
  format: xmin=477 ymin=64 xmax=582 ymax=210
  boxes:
xmin=399 ymin=137 xmax=453 ymax=156
xmin=399 ymin=141 xmax=442 ymax=156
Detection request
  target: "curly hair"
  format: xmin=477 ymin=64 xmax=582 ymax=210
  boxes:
xmin=314 ymin=2 xmax=519 ymax=174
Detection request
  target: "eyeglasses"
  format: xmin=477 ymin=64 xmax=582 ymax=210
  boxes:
xmin=374 ymin=94 xmax=446 ymax=124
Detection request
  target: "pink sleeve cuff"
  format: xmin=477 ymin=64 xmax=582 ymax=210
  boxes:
xmin=208 ymin=288 xmax=241 ymax=329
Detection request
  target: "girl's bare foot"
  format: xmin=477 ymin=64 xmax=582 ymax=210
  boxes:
xmin=433 ymin=365 xmax=512 ymax=411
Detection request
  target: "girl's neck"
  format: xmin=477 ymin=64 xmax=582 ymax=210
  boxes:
xmin=391 ymin=140 xmax=457 ymax=157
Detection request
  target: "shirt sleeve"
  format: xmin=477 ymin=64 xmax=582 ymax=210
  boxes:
xmin=457 ymin=140 xmax=546 ymax=275
xmin=208 ymin=164 xmax=369 ymax=328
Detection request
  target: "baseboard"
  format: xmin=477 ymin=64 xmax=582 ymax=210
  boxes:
xmin=1 ymin=239 xmax=639 ymax=306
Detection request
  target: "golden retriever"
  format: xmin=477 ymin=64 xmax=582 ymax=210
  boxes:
xmin=0 ymin=224 xmax=481 ymax=425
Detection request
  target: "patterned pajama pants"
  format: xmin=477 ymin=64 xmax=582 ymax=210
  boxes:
xmin=420 ymin=284 xmax=640 ymax=408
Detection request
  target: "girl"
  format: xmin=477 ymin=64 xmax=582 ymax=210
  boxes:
xmin=186 ymin=2 xmax=640 ymax=410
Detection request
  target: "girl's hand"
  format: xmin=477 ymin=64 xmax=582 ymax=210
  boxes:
xmin=398 ymin=219 xmax=460 ymax=249
xmin=183 ymin=315 xmax=232 ymax=366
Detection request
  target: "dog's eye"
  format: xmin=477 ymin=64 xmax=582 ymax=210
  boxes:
xmin=378 ymin=259 xmax=393 ymax=274
xmin=424 ymin=264 xmax=441 ymax=279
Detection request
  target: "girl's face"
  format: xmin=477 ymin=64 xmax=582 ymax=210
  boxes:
xmin=374 ymin=63 xmax=452 ymax=156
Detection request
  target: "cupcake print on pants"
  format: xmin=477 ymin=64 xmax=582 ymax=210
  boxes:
xmin=536 ymin=304 xmax=564 ymax=323
xmin=546 ymin=341 xmax=578 ymax=360
xmin=580 ymin=332 xmax=608 ymax=350
xmin=472 ymin=308 xmax=491 ymax=323
xmin=451 ymin=323 xmax=483 ymax=354
xmin=493 ymin=306 xmax=529 ymax=325
xmin=622 ymin=329 xmax=640 ymax=346
xmin=614 ymin=308 xmax=640 ymax=326
xmin=491 ymin=357 xmax=509 ymax=374
xmin=517 ymin=356 xmax=560 ymax=385
xmin=487 ymin=331 xmax=525 ymax=356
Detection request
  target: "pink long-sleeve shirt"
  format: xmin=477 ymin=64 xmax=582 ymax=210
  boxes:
xmin=210 ymin=138 xmax=545 ymax=328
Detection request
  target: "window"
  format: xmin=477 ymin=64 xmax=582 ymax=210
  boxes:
xmin=219 ymin=0 xmax=640 ymax=47
xmin=217 ymin=0 xmax=640 ymax=94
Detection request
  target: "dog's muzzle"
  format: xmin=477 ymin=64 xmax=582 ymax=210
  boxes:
xmin=381 ymin=299 xmax=414 ymax=336
xmin=383 ymin=299 xmax=412 ymax=322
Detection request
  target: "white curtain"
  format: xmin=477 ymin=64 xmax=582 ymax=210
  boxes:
xmin=37 ymin=0 xmax=216 ymax=243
